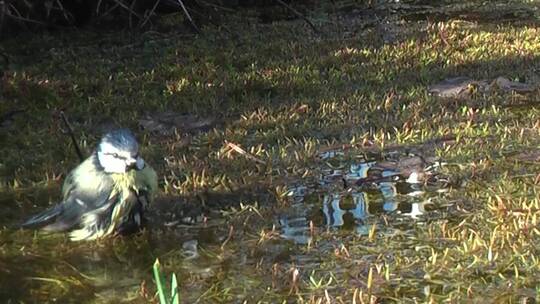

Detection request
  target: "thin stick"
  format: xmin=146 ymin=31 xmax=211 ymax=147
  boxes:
xmin=96 ymin=0 xmax=103 ymax=14
xmin=220 ymin=225 xmax=234 ymax=250
xmin=7 ymin=3 xmax=41 ymax=28
xmin=274 ymin=0 xmax=319 ymax=34
xmin=110 ymin=0 xmax=143 ymax=20
xmin=60 ymin=111 xmax=84 ymax=162
xmin=225 ymin=141 xmax=266 ymax=164
xmin=54 ymin=0 xmax=72 ymax=23
xmin=97 ymin=3 xmax=120 ymax=21
xmin=140 ymin=0 xmax=160 ymax=28
xmin=177 ymin=0 xmax=201 ymax=33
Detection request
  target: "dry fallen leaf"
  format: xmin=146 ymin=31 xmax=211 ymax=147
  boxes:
xmin=512 ymin=150 xmax=540 ymax=162
xmin=429 ymin=76 xmax=536 ymax=99
xmin=490 ymin=77 xmax=535 ymax=93
xmin=139 ymin=111 xmax=216 ymax=136
xmin=428 ymin=77 xmax=483 ymax=98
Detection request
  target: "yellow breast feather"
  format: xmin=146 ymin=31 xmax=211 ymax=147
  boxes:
xmin=106 ymin=165 xmax=158 ymax=235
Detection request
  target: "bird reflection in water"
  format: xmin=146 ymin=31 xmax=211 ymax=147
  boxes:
xmin=280 ymin=158 xmax=444 ymax=243
xmin=380 ymin=182 xmax=398 ymax=212
xmin=322 ymin=192 xmax=372 ymax=235
xmin=279 ymin=215 xmax=311 ymax=245
xmin=321 ymin=189 xmax=431 ymax=234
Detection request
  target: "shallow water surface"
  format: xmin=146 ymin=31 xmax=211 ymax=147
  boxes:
xmin=279 ymin=154 xmax=450 ymax=245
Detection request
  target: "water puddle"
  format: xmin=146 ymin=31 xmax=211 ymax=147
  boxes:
xmin=279 ymin=152 xmax=451 ymax=245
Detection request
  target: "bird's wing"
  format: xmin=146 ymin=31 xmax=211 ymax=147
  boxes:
xmin=20 ymin=204 xmax=63 ymax=229
xmin=42 ymin=187 xmax=113 ymax=232
xmin=68 ymin=192 xmax=121 ymax=241
xmin=22 ymin=155 xmax=114 ymax=232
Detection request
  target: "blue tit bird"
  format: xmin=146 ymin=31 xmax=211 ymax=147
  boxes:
xmin=22 ymin=129 xmax=158 ymax=241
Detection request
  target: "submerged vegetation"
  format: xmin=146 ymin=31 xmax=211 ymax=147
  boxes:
xmin=1 ymin=0 xmax=540 ymax=302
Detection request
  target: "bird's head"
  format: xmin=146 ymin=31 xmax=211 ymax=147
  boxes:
xmin=96 ymin=129 xmax=145 ymax=173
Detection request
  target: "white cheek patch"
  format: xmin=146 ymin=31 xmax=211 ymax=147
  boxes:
xmin=97 ymin=151 xmax=127 ymax=173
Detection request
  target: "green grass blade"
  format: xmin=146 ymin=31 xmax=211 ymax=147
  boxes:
xmin=171 ymin=273 xmax=179 ymax=304
xmin=153 ymin=259 xmax=168 ymax=304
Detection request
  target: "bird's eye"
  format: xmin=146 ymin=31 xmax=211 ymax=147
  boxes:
xmin=112 ymin=153 xmax=119 ymax=158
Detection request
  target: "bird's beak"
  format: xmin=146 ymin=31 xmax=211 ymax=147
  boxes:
xmin=135 ymin=156 xmax=145 ymax=170
xmin=127 ymin=156 xmax=145 ymax=171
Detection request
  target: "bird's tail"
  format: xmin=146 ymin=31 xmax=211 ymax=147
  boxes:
xmin=21 ymin=205 xmax=62 ymax=229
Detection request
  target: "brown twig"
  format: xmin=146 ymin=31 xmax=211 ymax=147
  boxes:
xmin=225 ymin=141 xmax=266 ymax=164
xmin=110 ymin=0 xmax=143 ymax=21
xmin=288 ymin=266 xmax=300 ymax=295
xmin=140 ymin=0 xmax=161 ymax=28
xmin=220 ymin=225 xmax=234 ymax=250
xmin=60 ymin=111 xmax=84 ymax=162
xmin=96 ymin=3 xmax=121 ymax=21
xmin=54 ymin=0 xmax=72 ymax=23
xmin=6 ymin=3 xmax=39 ymax=29
xmin=96 ymin=0 xmax=104 ymax=14
xmin=177 ymin=0 xmax=201 ymax=33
